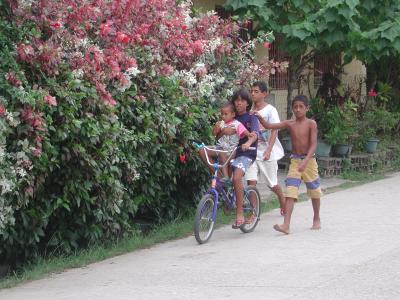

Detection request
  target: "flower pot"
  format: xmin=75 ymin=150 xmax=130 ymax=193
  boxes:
xmin=333 ymin=143 xmax=352 ymax=157
xmin=281 ymin=136 xmax=292 ymax=153
xmin=316 ymin=140 xmax=332 ymax=157
xmin=364 ymin=138 xmax=379 ymax=153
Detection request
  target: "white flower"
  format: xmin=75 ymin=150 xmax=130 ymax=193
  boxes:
xmin=16 ymin=167 xmax=27 ymax=178
xmin=18 ymin=0 xmax=35 ymax=10
xmin=126 ymin=67 xmax=141 ymax=77
xmin=72 ymin=69 xmax=84 ymax=79
xmin=179 ymin=70 xmax=197 ymax=87
xmin=0 ymin=147 xmax=4 ymax=162
xmin=0 ymin=179 xmax=13 ymax=195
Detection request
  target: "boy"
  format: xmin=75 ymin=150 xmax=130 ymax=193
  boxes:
xmin=261 ymin=95 xmax=322 ymax=234
xmin=228 ymin=88 xmax=259 ymax=228
xmin=246 ymin=81 xmax=286 ymax=215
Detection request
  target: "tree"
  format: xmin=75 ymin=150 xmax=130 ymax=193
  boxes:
xmin=225 ymin=0 xmax=400 ymax=117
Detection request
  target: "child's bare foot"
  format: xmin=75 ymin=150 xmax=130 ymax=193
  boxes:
xmin=273 ymin=224 xmax=289 ymax=235
xmin=311 ymin=219 xmax=321 ymax=230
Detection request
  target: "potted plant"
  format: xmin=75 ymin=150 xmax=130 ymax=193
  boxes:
xmin=308 ymin=98 xmax=332 ymax=157
xmin=357 ymin=106 xmax=398 ymax=153
xmin=309 ymin=99 xmax=359 ymax=157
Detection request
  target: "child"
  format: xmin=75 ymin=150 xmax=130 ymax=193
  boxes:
xmin=259 ymin=95 xmax=322 ymax=234
xmin=213 ymin=102 xmax=251 ymax=178
xmin=246 ymin=81 xmax=286 ymax=216
xmin=198 ymin=102 xmax=250 ymax=178
xmin=229 ymin=88 xmax=259 ymax=229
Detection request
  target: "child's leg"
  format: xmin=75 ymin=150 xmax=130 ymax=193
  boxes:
xmin=198 ymin=148 xmax=217 ymax=174
xmin=273 ymin=197 xmax=295 ymax=234
xmin=258 ymin=159 xmax=286 ymax=214
xmin=232 ymin=167 xmax=245 ymax=223
xmin=271 ymin=185 xmax=286 ymax=214
xmin=311 ymin=198 xmax=321 ymax=230
xmin=302 ymin=158 xmax=322 ymax=230
xmin=273 ymin=158 xmax=301 ymax=234
xmin=219 ymin=152 xmax=229 ymax=178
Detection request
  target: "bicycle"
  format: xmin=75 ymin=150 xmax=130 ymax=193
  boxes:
xmin=193 ymin=142 xmax=261 ymax=244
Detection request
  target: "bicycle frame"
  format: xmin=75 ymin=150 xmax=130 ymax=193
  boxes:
xmin=194 ymin=143 xmax=239 ymax=220
xmin=193 ymin=141 xmax=261 ymax=243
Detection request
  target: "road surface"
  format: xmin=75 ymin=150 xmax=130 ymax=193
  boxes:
xmin=1 ymin=173 xmax=400 ymax=300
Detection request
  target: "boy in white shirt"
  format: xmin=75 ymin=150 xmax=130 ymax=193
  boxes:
xmin=246 ymin=81 xmax=286 ymax=215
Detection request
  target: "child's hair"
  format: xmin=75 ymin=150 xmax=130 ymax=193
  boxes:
xmin=231 ymin=88 xmax=252 ymax=111
xmin=252 ymin=81 xmax=268 ymax=93
xmin=292 ymin=94 xmax=309 ymax=107
xmin=221 ymin=101 xmax=235 ymax=113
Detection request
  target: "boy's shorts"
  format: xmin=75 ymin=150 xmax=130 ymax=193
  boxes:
xmin=245 ymin=159 xmax=279 ymax=187
xmin=285 ymin=156 xmax=323 ymax=200
xmin=231 ymin=156 xmax=253 ymax=174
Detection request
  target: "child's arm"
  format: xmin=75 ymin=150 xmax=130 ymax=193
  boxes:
xmin=213 ymin=121 xmax=236 ymax=139
xmin=253 ymin=111 xmax=289 ymax=130
xmin=297 ymin=120 xmax=318 ymax=172
xmin=241 ymin=115 xmax=259 ymax=150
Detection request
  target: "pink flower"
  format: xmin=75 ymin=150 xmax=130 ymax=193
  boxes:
xmin=158 ymin=63 xmax=174 ymax=76
xmin=50 ymin=22 xmax=62 ymax=28
xmin=263 ymin=42 xmax=270 ymax=49
xmin=5 ymin=71 xmax=22 ymax=87
xmin=0 ymin=105 xmax=5 ymax=117
xmin=17 ymin=44 xmax=35 ymax=63
xmin=116 ymin=32 xmax=130 ymax=44
xmin=179 ymin=153 xmax=186 ymax=164
xmin=32 ymin=147 xmax=42 ymax=157
xmin=25 ymin=186 xmax=34 ymax=197
xmin=195 ymin=66 xmax=207 ymax=77
xmin=368 ymin=89 xmax=377 ymax=97
xmin=44 ymin=94 xmax=57 ymax=106
xmin=191 ymin=40 xmax=204 ymax=55
xmin=100 ymin=22 xmax=112 ymax=37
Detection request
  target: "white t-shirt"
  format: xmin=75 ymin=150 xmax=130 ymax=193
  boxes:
xmin=251 ymin=104 xmax=284 ymax=161
xmin=216 ymin=119 xmax=247 ymax=151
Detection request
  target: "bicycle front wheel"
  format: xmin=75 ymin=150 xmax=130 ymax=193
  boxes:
xmin=194 ymin=194 xmax=216 ymax=244
xmin=240 ymin=185 xmax=261 ymax=233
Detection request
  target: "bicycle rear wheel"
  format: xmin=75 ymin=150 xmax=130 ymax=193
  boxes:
xmin=194 ymin=194 xmax=216 ymax=244
xmin=240 ymin=185 xmax=261 ymax=233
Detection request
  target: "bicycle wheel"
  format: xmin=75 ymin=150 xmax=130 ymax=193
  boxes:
xmin=194 ymin=194 xmax=216 ymax=244
xmin=240 ymin=185 xmax=261 ymax=233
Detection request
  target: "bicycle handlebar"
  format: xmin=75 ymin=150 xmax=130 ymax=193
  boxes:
xmin=192 ymin=140 xmax=255 ymax=169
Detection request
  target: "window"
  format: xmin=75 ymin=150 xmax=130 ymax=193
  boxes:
xmin=314 ymin=53 xmax=342 ymax=89
xmin=268 ymin=36 xmax=290 ymax=90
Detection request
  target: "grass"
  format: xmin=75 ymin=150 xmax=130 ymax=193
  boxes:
xmin=0 ymin=168 xmax=397 ymax=289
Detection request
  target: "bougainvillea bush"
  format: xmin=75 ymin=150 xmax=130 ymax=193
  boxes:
xmin=0 ymin=0 xmax=282 ymax=267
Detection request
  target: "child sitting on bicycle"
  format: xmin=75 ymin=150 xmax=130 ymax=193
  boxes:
xmin=213 ymin=102 xmax=252 ymax=179
xmin=229 ymin=88 xmax=259 ymax=229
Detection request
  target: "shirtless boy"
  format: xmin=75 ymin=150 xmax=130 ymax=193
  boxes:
xmin=259 ymin=95 xmax=322 ymax=234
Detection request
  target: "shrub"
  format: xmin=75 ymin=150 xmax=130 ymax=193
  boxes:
xmin=1 ymin=0 xmax=279 ymax=267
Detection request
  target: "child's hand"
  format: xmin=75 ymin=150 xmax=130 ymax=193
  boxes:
xmin=252 ymin=111 xmax=262 ymax=120
xmin=212 ymin=122 xmax=222 ymax=136
xmin=221 ymin=126 xmax=236 ymax=135
xmin=297 ymin=160 xmax=307 ymax=172
xmin=247 ymin=132 xmax=257 ymax=139
xmin=263 ymin=149 xmax=271 ymax=161
xmin=241 ymin=142 xmax=251 ymax=151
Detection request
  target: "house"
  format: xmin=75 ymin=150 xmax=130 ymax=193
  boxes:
xmin=193 ymin=0 xmax=367 ymax=119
